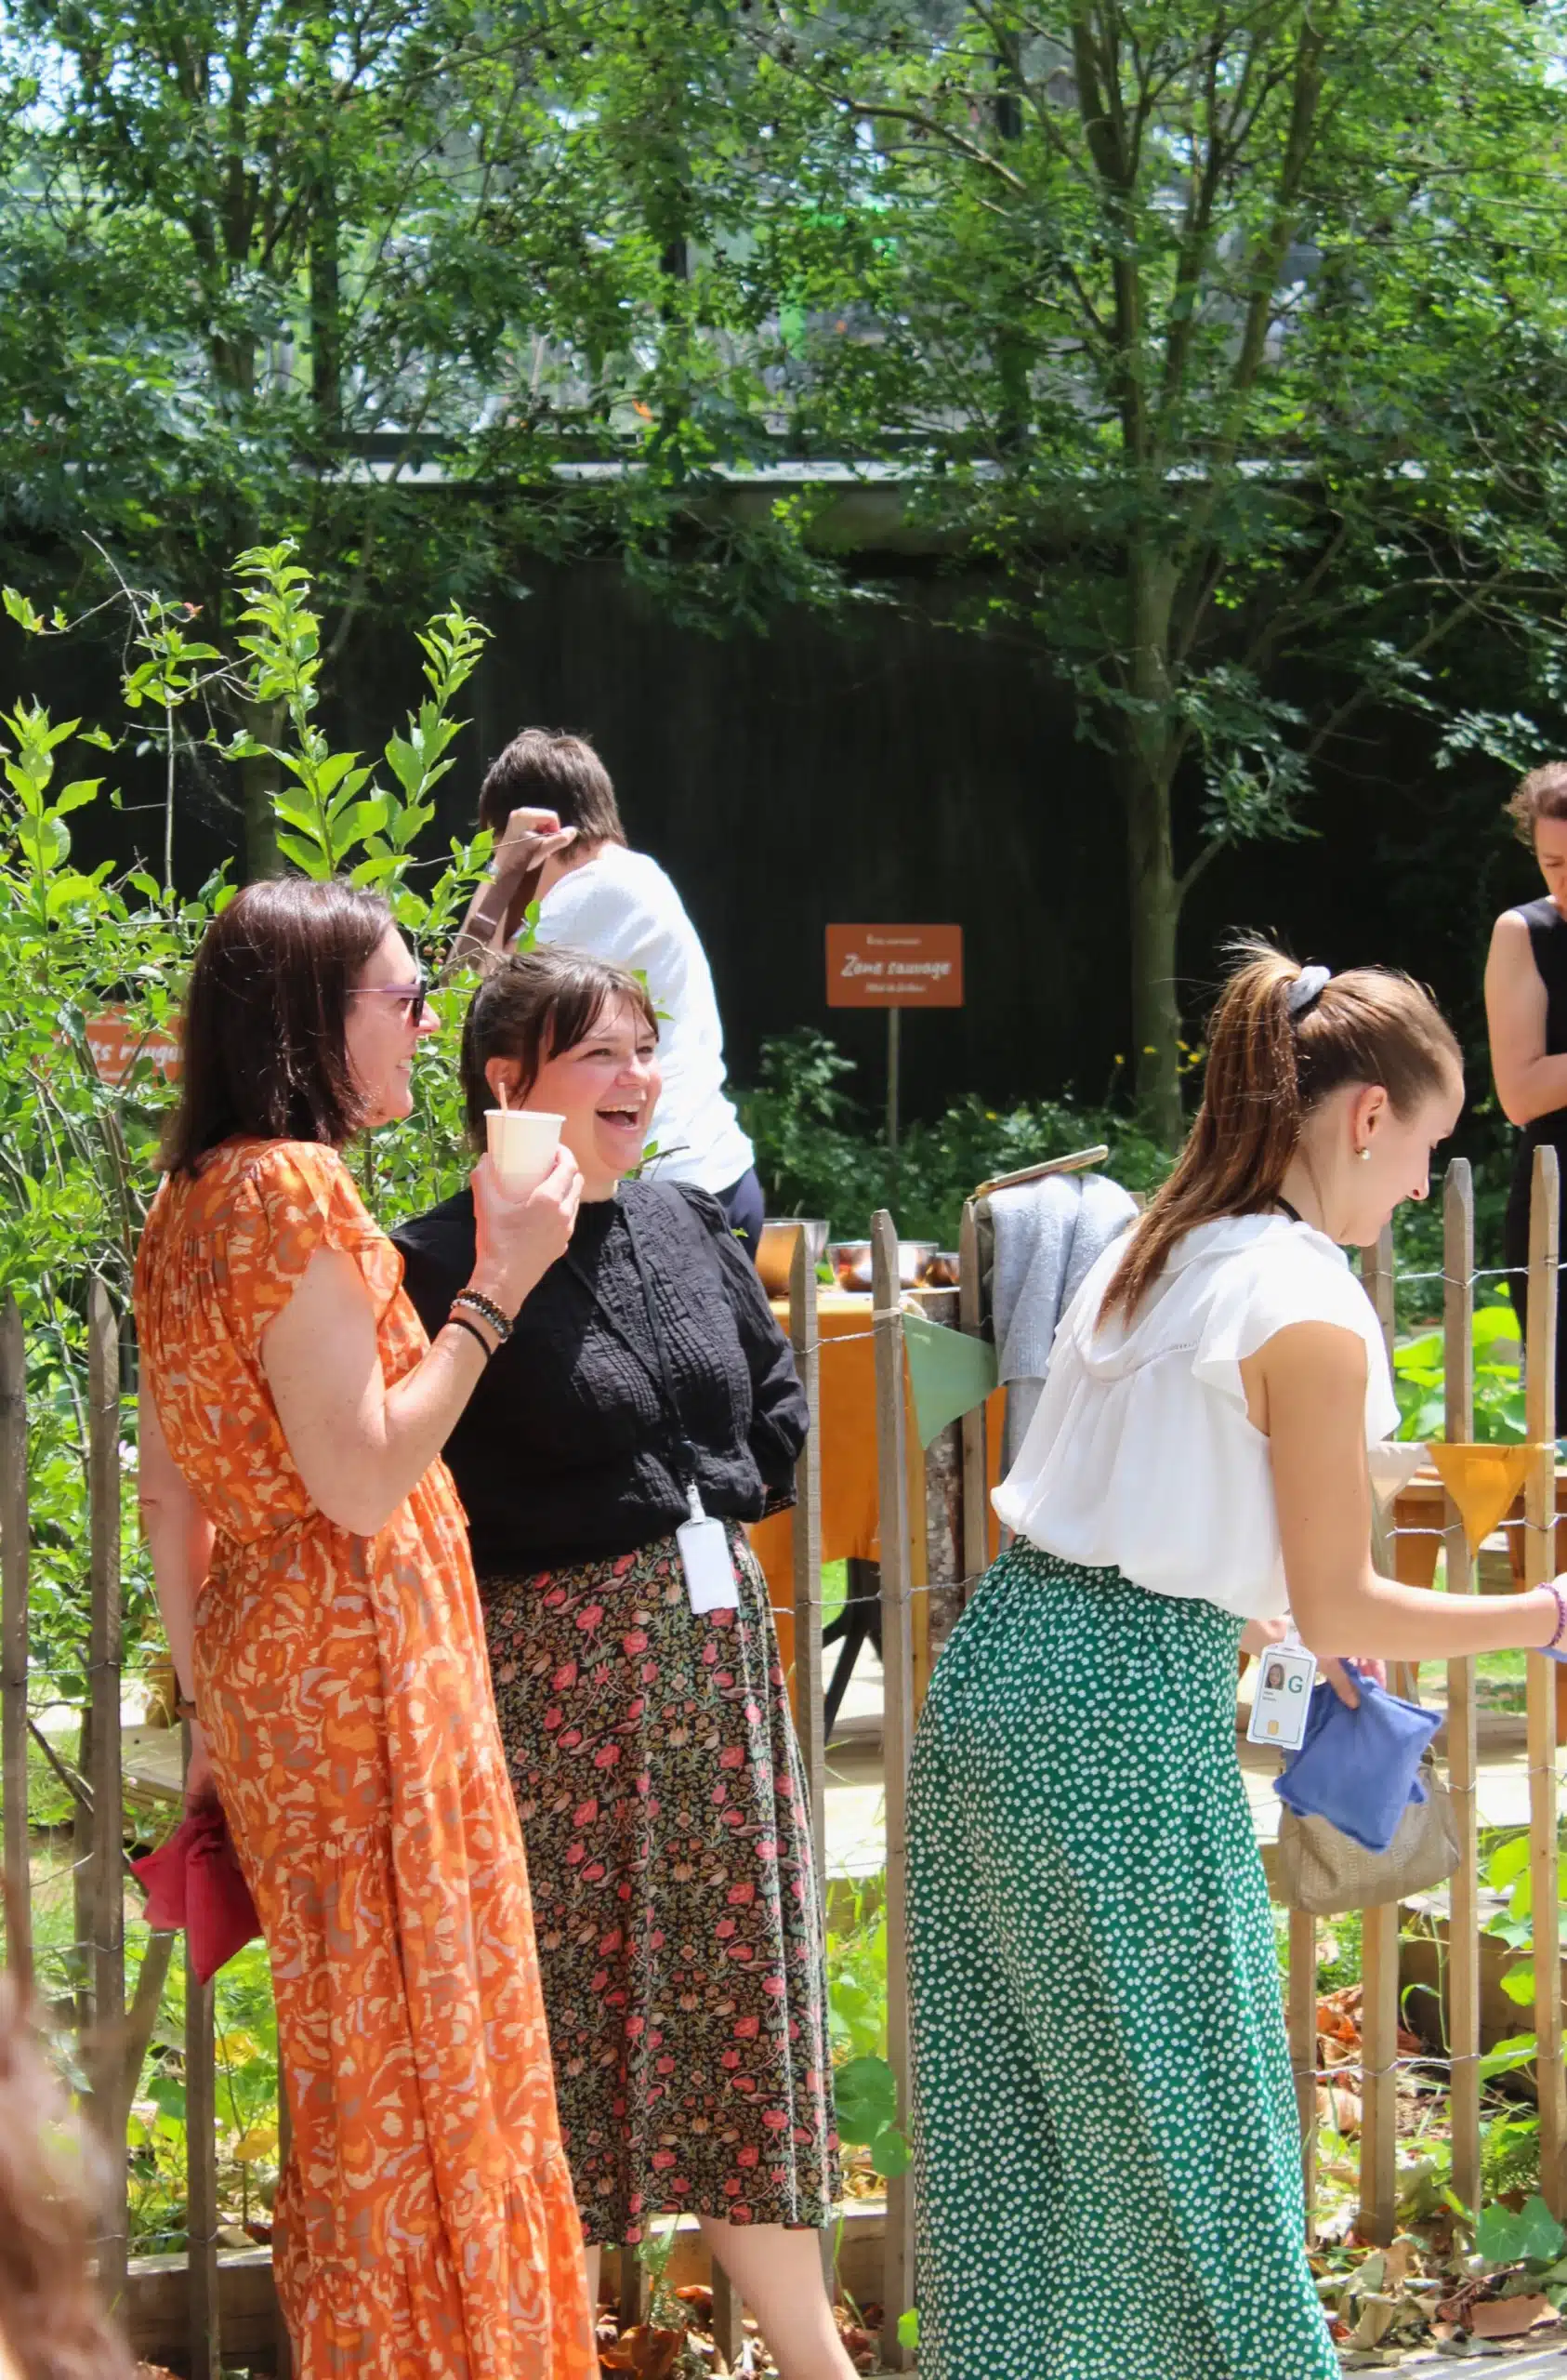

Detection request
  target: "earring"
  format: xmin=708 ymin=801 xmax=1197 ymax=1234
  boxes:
xmin=1357 ymin=1146 xmax=1371 ymax=1162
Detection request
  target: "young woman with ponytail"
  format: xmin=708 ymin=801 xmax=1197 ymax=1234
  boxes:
xmin=907 ymin=938 xmax=1567 ymax=2380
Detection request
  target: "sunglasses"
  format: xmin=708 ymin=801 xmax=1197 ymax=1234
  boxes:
xmin=349 ymin=978 xmax=430 ymax=1028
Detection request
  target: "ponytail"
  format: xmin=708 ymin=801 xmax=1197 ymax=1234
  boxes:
xmin=1100 ymin=936 xmax=1461 ymax=1325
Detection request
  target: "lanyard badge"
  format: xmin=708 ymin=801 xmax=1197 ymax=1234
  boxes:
xmin=606 ymin=1201 xmax=740 ymax=1617
xmin=1245 ymin=1640 xmax=1318 ymax=1752
xmin=677 ymin=1482 xmax=740 ymax=1616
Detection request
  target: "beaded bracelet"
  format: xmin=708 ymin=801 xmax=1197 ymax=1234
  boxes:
xmin=452 ymin=1289 xmax=512 ymax=1343
xmin=1548 ymin=1580 xmax=1567 ymax=1653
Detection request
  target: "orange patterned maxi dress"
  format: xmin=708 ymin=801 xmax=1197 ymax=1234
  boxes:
xmin=134 ymin=1140 xmax=596 ymax=2380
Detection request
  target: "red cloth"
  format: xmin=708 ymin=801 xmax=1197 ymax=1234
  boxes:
xmin=132 ymin=1802 xmax=261 ymax=1983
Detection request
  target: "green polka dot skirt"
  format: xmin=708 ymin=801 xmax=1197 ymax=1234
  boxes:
xmin=908 ymin=1544 xmax=1337 ymax=2380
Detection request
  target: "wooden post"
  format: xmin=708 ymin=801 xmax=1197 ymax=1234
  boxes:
xmin=0 ymin=1301 xmax=29 ymax=1974
xmin=1526 ymin=1144 xmax=1566 ymax=2215
xmin=908 ymin=1420 xmax=930 ymax=1717
xmin=86 ymin=1283 xmax=126 ymax=2299
xmin=618 ymin=2241 xmax=648 ymax=2331
xmin=789 ymin=1230 xmax=826 ymax=1864
xmin=1443 ymin=1163 xmax=1481 ymax=2215
xmin=1287 ymin=1911 xmax=1318 ymax=2236
xmin=914 ymin=1285 xmax=965 ymax=1703
xmin=274 ymin=2080 xmax=295 ymax=2380
xmin=711 ymin=2268 xmax=744 ymax=2370
xmin=185 ymin=1717 xmax=220 ymax=2380
xmin=870 ymin=1213 xmax=915 ymax=2370
xmin=1358 ymin=1225 xmax=1401 ymax=2247
xmin=957 ymin=1203 xmax=989 ymax=1596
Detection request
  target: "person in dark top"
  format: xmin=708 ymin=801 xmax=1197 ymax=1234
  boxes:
xmin=394 ymin=948 xmax=854 ymax=2380
xmin=1486 ymin=760 xmax=1567 ymax=1417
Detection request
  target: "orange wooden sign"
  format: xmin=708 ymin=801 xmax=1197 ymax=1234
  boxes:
xmin=825 ymin=924 xmax=964 ymax=1010
xmin=86 ymin=1009 xmax=183 ymax=1087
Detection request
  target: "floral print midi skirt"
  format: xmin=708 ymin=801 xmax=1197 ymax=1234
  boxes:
xmin=481 ymin=1525 xmax=840 ymax=2244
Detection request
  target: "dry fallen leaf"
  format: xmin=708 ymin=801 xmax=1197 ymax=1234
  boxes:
xmin=1469 ymin=2294 xmax=1557 ymax=2340
xmin=599 ymin=2323 xmax=687 ymax=2378
xmin=1382 ymin=2235 xmax=1418 ymax=2290
xmin=1350 ymin=2294 xmax=1401 ymax=2349
xmin=1317 ymin=2079 xmax=1363 ymax=2135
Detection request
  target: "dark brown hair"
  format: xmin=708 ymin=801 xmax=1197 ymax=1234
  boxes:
xmin=1507 ymin=761 xmax=1567 ymax=845
xmin=0 ymin=1945 xmax=134 ymax=2380
xmin=459 ymin=947 xmax=657 ymax=1144
xmin=160 ymin=879 xmax=392 ymax=1175
xmin=477 ymin=729 xmax=626 ymax=847
xmin=1100 ymin=936 xmax=1462 ymax=1324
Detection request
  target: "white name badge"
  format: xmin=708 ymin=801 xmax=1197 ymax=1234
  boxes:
xmin=1245 ymin=1644 xmax=1319 ymax=1752
xmin=677 ymin=1513 xmax=740 ymax=1615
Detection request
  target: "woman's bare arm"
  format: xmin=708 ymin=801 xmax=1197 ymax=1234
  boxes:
xmin=1486 ymin=908 xmax=1567 ymax=1126
xmin=138 ymin=1388 xmax=215 ymax=1703
xmin=261 ymin=1247 xmax=494 ymax=1534
xmin=1252 ymin=1320 xmax=1559 ymax=1659
xmin=137 ymin=1389 xmax=218 ymax=1806
xmin=260 ymin=1145 xmax=581 ymax=1536
xmin=441 ymin=810 xmax=576 ymax=979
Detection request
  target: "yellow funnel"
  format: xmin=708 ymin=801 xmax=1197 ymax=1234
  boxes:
xmin=1425 ymin=1442 xmax=1551 ymax=1558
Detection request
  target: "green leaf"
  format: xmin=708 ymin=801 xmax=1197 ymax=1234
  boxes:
xmin=51 ymin=778 xmax=101 ymax=816
xmin=897 ymin=2309 xmax=920 ymax=2350
xmin=1501 ymin=1964 xmax=1536 ymax=2005
xmin=1480 ymin=2032 xmax=1540 ymax=2082
xmin=275 ymin=832 xmax=333 ymax=879
xmin=1488 ymin=1835 xmax=1533 ymax=1891
xmin=1478 ymin=2193 xmax=1567 ymax=2268
xmin=2 ymin=588 xmax=46 ymax=634
xmin=872 ymin=2123 xmax=912 ymax=2176
xmin=833 ymin=2053 xmax=899 ymax=2147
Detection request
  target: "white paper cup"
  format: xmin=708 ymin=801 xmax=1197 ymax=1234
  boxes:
xmin=485 ymin=1109 xmax=564 ymax=1196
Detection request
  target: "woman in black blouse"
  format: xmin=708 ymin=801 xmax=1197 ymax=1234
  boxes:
xmin=395 ymin=950 xmax=852 ymax=2380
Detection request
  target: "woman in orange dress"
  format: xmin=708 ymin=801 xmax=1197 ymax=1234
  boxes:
xmin=134 ymin=878 xmax=598 ymax=2380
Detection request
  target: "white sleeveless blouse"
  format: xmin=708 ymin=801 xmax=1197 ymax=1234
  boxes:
xmin=992 ymin=1214 xmax=1402 ymax=1621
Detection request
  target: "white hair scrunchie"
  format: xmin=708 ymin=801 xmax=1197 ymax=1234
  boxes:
xmin=1286 ymin=964 xmax=1331 ymax=1019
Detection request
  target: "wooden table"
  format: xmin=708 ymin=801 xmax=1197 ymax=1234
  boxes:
xmin=748 ymin=1290 xmax=1003 ymax=1706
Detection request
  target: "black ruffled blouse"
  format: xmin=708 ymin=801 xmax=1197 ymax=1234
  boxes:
xmin=392 ymin=1179 xmax=807 ymax=1578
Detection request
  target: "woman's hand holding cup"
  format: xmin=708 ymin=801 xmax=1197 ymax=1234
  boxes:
xmin=467 ymin=1144 xmax=584 ymax=1320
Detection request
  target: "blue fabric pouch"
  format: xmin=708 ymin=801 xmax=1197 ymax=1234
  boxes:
xmin=1273 ymin=1676 xmax=1440 ymax=1853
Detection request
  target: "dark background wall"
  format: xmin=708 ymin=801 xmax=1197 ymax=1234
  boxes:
xmin=3 ymin=554 xmax=1540 ymax=1129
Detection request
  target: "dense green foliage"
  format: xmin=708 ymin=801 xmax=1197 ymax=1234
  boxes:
xmin=9 ymin=1 xmax=1567 ymax=1107
xmin=740 ymin=1025 xmax=1174 ymax=1243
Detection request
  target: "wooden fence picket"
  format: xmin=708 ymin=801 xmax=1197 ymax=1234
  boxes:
xmin=789 ymin=1229 xmax=826 ymax=1862
xmin=0 ymin=1300 xmax=28 ymax=1971
xmin=870 ymin=1213 xmax=915 ymax=2372
xmin=86 ymin=1282 xmax=127 ymax=2298
xmin=1525 ymin=1144 xmax=1566 ymax=2214
xmin=1442 ymin=1163 xmax=1481 ymax=2215
xmin=1359 ymin=1227 xmax=1401 ymax=2246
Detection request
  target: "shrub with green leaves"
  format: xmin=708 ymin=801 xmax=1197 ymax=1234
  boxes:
xmin=739 ymin=1027 xmax=1176 ymax=1245
xmin=1393 ymin=1298 xmax=1526 ymax=1446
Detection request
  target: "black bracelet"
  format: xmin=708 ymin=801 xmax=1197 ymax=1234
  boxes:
xmin=453 ymin=1288 xmax=512 ymax=1343
xmin=446 ymin=1311 xmax=496 ymax=1360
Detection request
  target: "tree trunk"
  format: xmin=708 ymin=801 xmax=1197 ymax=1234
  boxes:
xmin=1124 ymin=542 xmax=1185 ymax=1143
xmin=309 ymin=178 xmax=342 ymax=430
xmin=239 ymin=699 xmax=283 ymax=880
xmin=1125 ymin=750 xmax=1184 ymax=1144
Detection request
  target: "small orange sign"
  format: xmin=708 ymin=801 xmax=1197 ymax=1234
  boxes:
xmin=825 ymin=924 xmax=964 ymax=1010
xmin=86 ymin=1009 xmax=183 ymax=1087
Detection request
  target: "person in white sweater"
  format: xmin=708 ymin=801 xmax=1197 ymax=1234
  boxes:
xmin=451 ymin=729 xmax=763 ymax=1250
